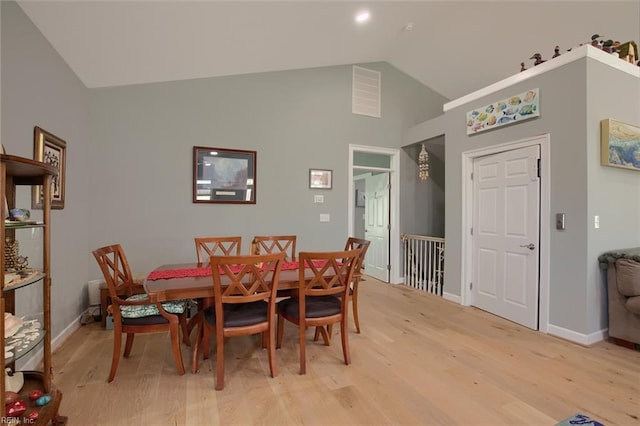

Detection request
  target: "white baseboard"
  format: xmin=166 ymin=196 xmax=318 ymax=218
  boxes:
xmin=547 ymin=324 xmax=608 ymax=346
xmin=21 ymin=313 xmax=83 ymax=370
xmin=442 ymin=291 xmax=461 ymax=304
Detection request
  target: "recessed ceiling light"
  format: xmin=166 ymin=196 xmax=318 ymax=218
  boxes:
xmin=355 ymin=11 xmax=370 ymax=24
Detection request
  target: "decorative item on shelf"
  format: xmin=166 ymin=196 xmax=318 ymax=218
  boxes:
xmin=418 ymin=144 xmax=429 ymax=181
xmin=4 ymin=368 xmax=24 ymax=393
xmin=552 ymin=45 xmax=561 ymax=58
xmin=530 ymin=53 xmax=546 ymax=66
xmin=591 ymin=34 xmax=604 ymax=48
xmin=520 ymin=62 xmax=527 ymax=72
xmin=617 ymin=41 xmax=637 ymax=63
xmin=9 ymin=208 xmax=30 ymax=222
xmin=4 ymin=238 xmax=29 ymax=271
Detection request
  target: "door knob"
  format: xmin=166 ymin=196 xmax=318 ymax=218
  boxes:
xmin=519 ymin=243 xmax=535 ymax=250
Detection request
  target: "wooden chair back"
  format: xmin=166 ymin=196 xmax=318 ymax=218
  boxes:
xmin=210 ymin=252 xmax=285 ymax=307
xmin=251 ymin=235 xmax=297 ymax=262
xmin=92 ymin=244 xmax=138 ymax=302
xmin=298 ymin=248 xmax=361 ymax=301
xmin=194 ymin=236 xmax=242 ymax=263
xmin=344 ymin=237 xmax=371 ymax=278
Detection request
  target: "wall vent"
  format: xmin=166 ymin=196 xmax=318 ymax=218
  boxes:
xmin=352 ymin=66 xmax=381 ymax=118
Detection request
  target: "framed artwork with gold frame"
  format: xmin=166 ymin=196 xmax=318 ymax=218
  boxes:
xmin=32 ymin=126 xmax=66 ymax=209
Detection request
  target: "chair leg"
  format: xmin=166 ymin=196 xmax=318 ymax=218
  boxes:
xmin=108 ymin=325 xmax=123 ymax=383
xmin=318 ymin=326 xmax=331 ymax=346
xmin=352 ymin=284 xmax=361 ymax=333
xmin=267 ymin=326 xmax=277 ymax=378
xmin=340 ymin=319 xmax=351 ymax=366
xmin=299 ymin=323 xmax=307 ymax=375
xmin=180 ymin=312 xmax=191 ymax=347
xmin=170 ymin=325 xmax=186 ymax=376
xmin=276 ymin=314 xmax=285 ymax=349
xmin=123 ymin=333 xmax=135 ymax=357
xmin=215 ymin=332 xmax=225 ymax=390
xmin=191 ymin=318 xmax=203 ymax=374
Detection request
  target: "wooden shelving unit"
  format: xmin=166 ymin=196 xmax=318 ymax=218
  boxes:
xmin=1 ymin=154 xmax=66 ymax=424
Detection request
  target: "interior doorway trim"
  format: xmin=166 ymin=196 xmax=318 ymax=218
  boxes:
xmin=461 ymin=134 xmax=550 ymax=333
xmin=348 ymin=144 xmax=400 ymax=284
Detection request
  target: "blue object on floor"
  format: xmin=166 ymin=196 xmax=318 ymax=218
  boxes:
xmin=556 ymin=414 xmax=605 ymax=426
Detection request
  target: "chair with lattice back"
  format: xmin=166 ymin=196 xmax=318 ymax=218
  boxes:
xmin=276 ymin=248 xmax=361 ymax=375
xmin=194 ymin=236 xmax=242 ymax=263
xmin=191 ymin=252 xmax=285 ymax=390
xmin=92 ymin=244 xmax=189 ymax=382
xmin=251 ymin=235 xmax=296 ymax=262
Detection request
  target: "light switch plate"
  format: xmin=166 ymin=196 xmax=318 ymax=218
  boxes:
xmin=314 ymin=195 xmax=324 ymax=204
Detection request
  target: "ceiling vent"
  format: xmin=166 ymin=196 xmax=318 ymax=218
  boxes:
xmin=352 ymin=66 xmax=381 ymax=118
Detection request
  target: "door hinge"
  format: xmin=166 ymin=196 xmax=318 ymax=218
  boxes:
xmin=537 ymin=158 xmax=541 ymax=178
xmin=470 ymin=172 xmax=474 ymax=180
xmin=387 ymin=224 xmax=391 ymax=230
xmin=470 ymin=282 xmax=473 ymax=290
xmin=470 ymin=227 xmax=473 ymax=235
xmin=387 ymin=264 xmax=391 ymax=271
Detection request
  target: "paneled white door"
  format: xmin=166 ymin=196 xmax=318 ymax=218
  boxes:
xmin=364 ymin=172 xmax=389 ymax=282
xmin=472 ymin=145 xmax=540 ymax=329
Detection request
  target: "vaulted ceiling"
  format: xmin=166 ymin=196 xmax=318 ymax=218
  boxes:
xmin=16 ymin=1 xmax=640 ymax=101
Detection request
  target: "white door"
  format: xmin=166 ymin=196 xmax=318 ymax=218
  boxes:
xmin=364 ymin=172 xmax=389 ymax=282
xmin=472 ymin=145 xmax=540 ymax=329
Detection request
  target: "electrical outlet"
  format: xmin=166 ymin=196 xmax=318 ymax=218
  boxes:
xmin=320 ymin=214 xmax=330 ymax=222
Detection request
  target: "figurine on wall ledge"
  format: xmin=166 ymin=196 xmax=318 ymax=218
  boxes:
xmin=552 ymin=46 xmax=561 ymax=58
xmin=530 ymin=53 xmax=546 ymax=66
xmin=520 ymin=62 xmax=527 ymax=72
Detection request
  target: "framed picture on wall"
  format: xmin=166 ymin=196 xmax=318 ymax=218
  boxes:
xmin=193 ymin=146 xmax=257 ymax=204
xmin=309 ymin=169 xmax=332 ymax=189
xmin=32 ymin=126 xmax=66 ymax=209
xmin=601 ymin=118 xmax=640 ymax=171
xmin=355 ymin=189 xmax=365 ymax=207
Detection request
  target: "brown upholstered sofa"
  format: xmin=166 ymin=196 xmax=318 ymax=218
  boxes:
xmin=598 ymin=248 xmax=640 ymax=346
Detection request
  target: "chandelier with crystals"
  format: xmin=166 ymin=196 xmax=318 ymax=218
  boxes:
xmin=418 ymin=144 xmax=429 ymax=181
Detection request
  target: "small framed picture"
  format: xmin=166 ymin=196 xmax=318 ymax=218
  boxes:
xmin=309 ymin=169 xmax=332 ymax=189
xmin=32 ymin=126 xmax=66 ymax=209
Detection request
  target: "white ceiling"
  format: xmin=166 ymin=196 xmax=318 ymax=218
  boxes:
xmin=16 ymin=1 xmax=640 ymax=101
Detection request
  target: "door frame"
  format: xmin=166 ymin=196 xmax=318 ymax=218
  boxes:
xmin=461 ymin=134 xmax=550 ymax=333
xmin=348 ymin=144 xmax=400 ymax=284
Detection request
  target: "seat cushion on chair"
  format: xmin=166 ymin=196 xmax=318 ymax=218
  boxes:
xmin=119 ymin=293 xmax=187 ymax=318
xmin=278 ymin=296 xmax=341 ymax=319
xmin=122 ymin=315 xmax=170 ymax=326
xmin=203 ymin=301 xmax=268 ymax=328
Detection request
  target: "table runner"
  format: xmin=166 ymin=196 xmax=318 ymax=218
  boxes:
xmin=146 ymin=260 xmax=329 ymax=281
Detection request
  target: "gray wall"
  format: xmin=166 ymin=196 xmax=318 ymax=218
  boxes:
xmin=586 ymin=61 xmax=640 ymax=333
xmin=1 ymin=2 xmax=91 ymax=336
xmin=88 ymin=62 xmax=445 ymax=274
xmin=417 ymin=52 xmax=640 ymax=338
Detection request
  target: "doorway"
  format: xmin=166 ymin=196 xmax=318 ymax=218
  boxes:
xmin=461 ymin=135 xmax=551 ymax=333
xmin=348 ymin=145 xmax=400 ymax=284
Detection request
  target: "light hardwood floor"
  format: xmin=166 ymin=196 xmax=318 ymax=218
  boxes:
xmin=51 ymin=278 xmax=639 ymax=425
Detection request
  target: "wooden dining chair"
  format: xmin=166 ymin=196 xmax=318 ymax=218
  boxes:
xmin=276 ymin=248 xmax=361 ymax=375
xmin=191 ymin=252 xmax=285 ymax=390
xmin=192 ymin=236 xmax=243 ymax=353
xmin=194 ymin=236 xmax=242 ymax=263
xmin=251 ymin=235 xmax=297 ymax=262
xmin=92 ymin=244 xmax=189 ymax=382
xmin=313 ymin=237 xmax=371 ymax=342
